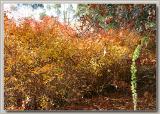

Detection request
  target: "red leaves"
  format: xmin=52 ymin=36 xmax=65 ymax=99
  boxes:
xmin=105 ymin=16 xmax=113 ymax=25
xmin=89 ymin=4 xmax=97 ymax=9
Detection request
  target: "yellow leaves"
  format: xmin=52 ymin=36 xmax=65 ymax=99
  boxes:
xmin=57 ymin=74 xmax=64 ymax=80
xmin=33 ymin=64 xmax=53 ymax=74
xmin=90 ymin=58 xmax=99 ymax=71
xmin=39 ymin=95 xmax=50 ymax=110
xmin=5 ymin=77 xmax=18 ymax=83
xmin=28 ymin=59 xmax=33 ymax=64
xmin=108 ymin=45 xmax=129 ymax=59
xmin=41 ymin=74 xmax=51 ymax=84
xmin=41 ymin=64 xmax=53 ymax=73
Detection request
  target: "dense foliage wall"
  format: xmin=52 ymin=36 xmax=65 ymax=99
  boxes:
xmin=4 ymin=4 xmax=156 ymax=110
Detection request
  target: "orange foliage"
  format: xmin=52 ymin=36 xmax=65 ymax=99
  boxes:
xmin=4 ymin=15 xmax=156 ymax=111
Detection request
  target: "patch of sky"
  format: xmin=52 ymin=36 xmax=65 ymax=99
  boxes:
xmin=4 ymin=4 xmax=78 ymax=25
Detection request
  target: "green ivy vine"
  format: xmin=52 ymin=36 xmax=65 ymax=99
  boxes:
xmin=130 ymin=36 xmax=148 ymax=110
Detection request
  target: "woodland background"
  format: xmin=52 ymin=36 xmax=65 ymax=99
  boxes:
xmin=4 ymin=4 xmax=156 ymax=111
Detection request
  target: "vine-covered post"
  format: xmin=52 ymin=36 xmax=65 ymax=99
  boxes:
xmin=130 ymin=36 xmax=148 ymax=110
